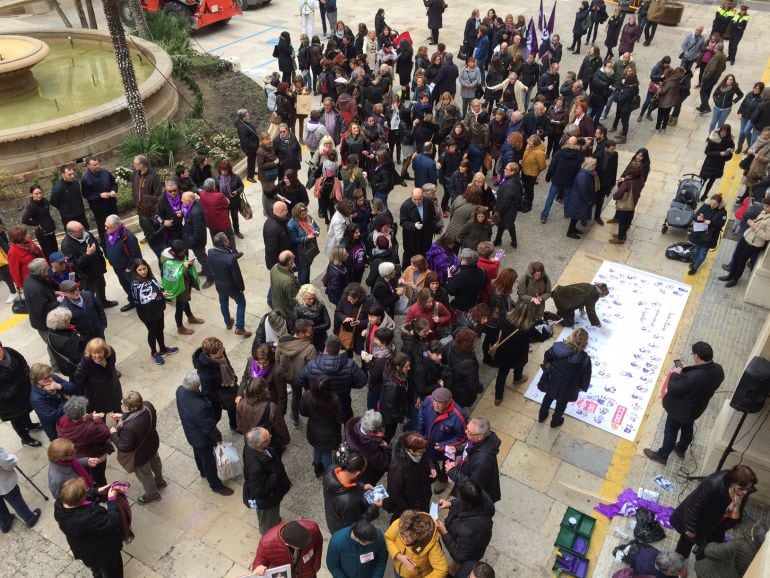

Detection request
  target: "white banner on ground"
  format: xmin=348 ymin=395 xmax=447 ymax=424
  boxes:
xmin=524 ymin=261 xmax=691 ymax=441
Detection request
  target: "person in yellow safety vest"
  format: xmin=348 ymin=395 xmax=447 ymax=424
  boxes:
xmin=711 ymin=0 xmax=736 ymax=37
xmin=727 ymin=5 xmax=749 ymax=65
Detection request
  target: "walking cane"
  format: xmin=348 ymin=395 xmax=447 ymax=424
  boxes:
xmin=15 ymin=466 xmax=49 ymax=501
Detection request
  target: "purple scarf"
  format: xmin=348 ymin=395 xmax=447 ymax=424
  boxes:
xmin=181 ymin=203 xmax=193 ymax=219
xmin=165 ymin=191 xmax=182 ymax=212
xmin=106 ymin=225 xmax=123 ymax=246
xmin=250 ymin=360 xmax=272 ymax=379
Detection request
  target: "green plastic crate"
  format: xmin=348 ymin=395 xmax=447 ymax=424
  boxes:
xmin=561 ymin=506 xmax=597 ymax=539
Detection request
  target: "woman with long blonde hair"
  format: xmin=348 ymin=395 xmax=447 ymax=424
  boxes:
xmin=538 ymin=328 xmax=592 ymax=427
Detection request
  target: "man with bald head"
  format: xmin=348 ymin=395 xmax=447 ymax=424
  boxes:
xmin=269 ymin=250 xmax=299 ymax=322
xmin=263 ymin=201 xmax=292 ymax=271
xmin=400 ymin=187 xmax=436 ymax=269
xmin=60 ymin=220 xmax=118 ymax=307
xmin=181 ymin=191 xmax=213 ymax=288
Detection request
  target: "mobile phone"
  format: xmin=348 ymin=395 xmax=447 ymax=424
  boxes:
xmin=673 ymin=359 xmax=683 ymax=368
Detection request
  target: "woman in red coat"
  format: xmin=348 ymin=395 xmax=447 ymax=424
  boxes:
xmin=252 ymin=519 xmax=323 ymax=577
xmin=405 ymin=288 xmax=451 ymax=338
xmin=7 ymin=226 xmax=44 ymax=289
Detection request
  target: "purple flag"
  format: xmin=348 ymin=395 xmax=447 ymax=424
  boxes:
xmin=547 ymin=1 xmax=557 ymax=36
xmin=538 ymin=0 xmax=545 ymax=31
xmin=527 ymin=18 xmax=539 ymax=56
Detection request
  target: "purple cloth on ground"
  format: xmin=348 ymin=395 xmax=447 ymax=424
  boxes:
xmin=594 ymin=488 xmax=675 ymax=529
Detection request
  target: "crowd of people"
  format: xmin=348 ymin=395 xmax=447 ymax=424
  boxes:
xmin=0 ymin=1 xmax=769 ymax=577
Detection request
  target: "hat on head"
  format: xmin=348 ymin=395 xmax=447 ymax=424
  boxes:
xmin=280 ymin=521 xmax=312 ymax=549
xmin=59 ymin=280 xmax=78 ymax=292
xmin=49 ymin=252 xmax=66 ymax=263
xmin=432 ymin=387 xmax=453 ymax=403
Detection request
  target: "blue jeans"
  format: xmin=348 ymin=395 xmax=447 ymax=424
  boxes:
xmin=738 ymin=118 xmax=754 ymax=151
xmin=524 ymin=85 xmax=536 ymax=111
xmin=589 ymin=104 xmax=603 ymax=127
xmin=313 ymin=448 xmax=333 ymax=471
xmin=708 ymin=105 xmax=732 ymax=134
xmin=691 ymin=244 xmax=709 ymax=271
xmin=467 ymin=144 xmax=485 ymax=173
xmin=541 ymin=184 xmax=569 ymax=221
xmin=218 ymin=291 xmax=246 ymax=330
xmin=374 ymin=190 xmax=390 ymax=210
xmin=657 ymin=415 xmax=693 ymax=459
xmin=0 ymin=484 xmax=36 ymax=530
xmin=602 ymin=91 xmax=618 ymax=118
xmin=296 ymin=255 xmax=311 ymax=285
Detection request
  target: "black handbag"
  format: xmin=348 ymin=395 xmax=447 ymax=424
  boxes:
xmin=300 ymin=237 xmax=320 ymax=263
xmin=11 ymin=295 xmax=27 ymax=314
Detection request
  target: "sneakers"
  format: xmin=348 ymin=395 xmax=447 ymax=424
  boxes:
xmin=138 ymin=493 xmax=161 ymax=505
xmin=153 ymin=354 xmax=165 ymax=365
xmin=213 ymin=486 xmax=234 ymax=496
xmin=643 ymin=448 xmax=667 ymax=465
xmin=160 ymin=347 xmax=179 ymax=357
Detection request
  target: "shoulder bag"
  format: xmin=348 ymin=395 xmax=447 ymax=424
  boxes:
xmin=238 ymin=193 xmax=254 ymax=220
xmin=487 ymin=328 xmax=519 ymax=360
xmin=614 ymin=182 xmax=636 ymax=211
xmin=116 ymin=407 xmax=153 ymax=474
xmin=300 ymin=235 xmax=320 ymax=263
xmin=338 ymin=303 xmax=363 ymax=350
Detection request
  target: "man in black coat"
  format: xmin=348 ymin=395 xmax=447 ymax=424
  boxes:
xmin=400 ymin=188 xmax=436 ymax=269
xmin=58 ymin=280 xmax=107 ymax=347
xmin=243 ymin=426 xmax=292 ymax=534
xmin=446 ymin=417 xmax=501 ymax=502
xmin=644 ymin=341 xmax=724 ymax=465
xmin=102 ymin=215 xmax=142 ymax=312
xmin=273 ymin=125 xmax=302 ymax=179
xmin=157 ymin=182 xmax=184 ymax=242
xmin=236 ymin=110 xmax=259 ymax=181
xmin=446 ymin=249 xmax=487 ymax=312
xmin=263 ymin=201 xmax=292 ymax=270
xmin=0 ymin=342 xmax=41 ymax=447
xmin=432 ymin=54 xmax=459 ymax=99
xmin=297 ymin=336 xmax=367 ymax=423
xmin=493 ymin=163 xmax=524 ymax=246
xmin=175 ymin=371 xmax=234 ymax=495
xmin=54 ymin=478 xmax=125 ymax=577
xmin=61 ymin=221 xmax=117 ymax=308
xmin=520 ymin=102 xmax=552 ymax=139
xmin=23 ymin=258 xmax=60 ymax=372
xmin=181 ymin=191 xmax=213 ymax=288
xmin=50 ymin=164 xmax=88 ymax=230
xmin=80 ymin=157 xmax=118 ymax=244
xmin=592 ymin=138 xmax=619 ymax=225
xmin=537 ymin=62 xmax=561 ymax=106
xmin=208 ymin=232 xmax=251 ymax=337
xmin=540 ymin=138 xmax=585 ymax=222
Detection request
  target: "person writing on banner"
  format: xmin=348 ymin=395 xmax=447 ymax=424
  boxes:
xmin=643 ymin=341 xmax=724 ymax=466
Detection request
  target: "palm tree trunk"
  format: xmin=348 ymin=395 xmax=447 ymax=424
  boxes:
xmin=128 ymin=0 xmax=151 ymax=40
xmin=85 ymin=0 xmax=98 ymax=28
xmin=73 ymin=0 xmax=89 ymax=28
xmin=47 ymin=0 xmax=72 ymax=27
xmin=102 ymin=0 xmax=148 ymax=135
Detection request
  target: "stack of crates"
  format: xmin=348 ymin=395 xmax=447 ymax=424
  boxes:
xmin=551 ymin=507 xmax=597 ymax=578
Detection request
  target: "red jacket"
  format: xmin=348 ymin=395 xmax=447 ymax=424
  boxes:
xmin=252 ymin=519 xmax=323 ymax=577
xmin=8 ymin=241 xmax=44 ymax=288
xmin=199 ymin=189 xmax=232 ymax=232
xmin=405 ymin=301 xmax=452 ymax=335
xmin=56 ymin=414 xmax=112 ymax=458
xmin=477 ymin=256 xmax=500 ymax=303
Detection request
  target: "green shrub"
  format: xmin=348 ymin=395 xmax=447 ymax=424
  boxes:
xmin=118 ymin=120 xmax=183 ymax=166
xmin=116 ymin=183 xmax=134 ymax=213
xmin=180 ymin=118 xmax=241 ymax=164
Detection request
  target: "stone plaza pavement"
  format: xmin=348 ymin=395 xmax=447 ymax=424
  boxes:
xmin=2 ymin=1 xmax=770 ymax=576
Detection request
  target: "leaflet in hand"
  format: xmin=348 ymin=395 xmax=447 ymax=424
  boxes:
xmin=364 ymin=485 xmax=389 ymax=504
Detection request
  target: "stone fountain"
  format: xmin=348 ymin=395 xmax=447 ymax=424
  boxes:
xmin=0 ymin=35 xmax=50 ymax=97
xmin=0 ymin=30 xmax=178 ymax=177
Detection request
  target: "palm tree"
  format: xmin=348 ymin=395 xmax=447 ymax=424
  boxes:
xmin=128 ymin=0 xmax=151 ymax=40
xmin=103 ymin=0 xmax=148 ymax=135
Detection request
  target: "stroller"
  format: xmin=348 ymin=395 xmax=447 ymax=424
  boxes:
xmin=661 ymin=174 xmax=701 ymax=234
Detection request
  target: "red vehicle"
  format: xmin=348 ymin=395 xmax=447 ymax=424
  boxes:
xmin=119 ymin=0 xmax=242 ymax=30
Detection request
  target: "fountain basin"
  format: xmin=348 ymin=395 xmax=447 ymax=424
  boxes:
xmin=0 ymin=29 xmax=178 ymax=177
xmin=0 ymin=35 xmax=50 ymax=97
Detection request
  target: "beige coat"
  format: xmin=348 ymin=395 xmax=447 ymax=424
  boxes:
xmin=400 ymin=266 xmax=429 ymax=302
xmin=743 ymin=210 xmax=770 ymax=248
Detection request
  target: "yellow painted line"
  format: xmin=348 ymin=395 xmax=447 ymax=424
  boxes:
xmin=587 ymin=56 xmax=770 ymax=575
xmin=0 ymin=314 xmax=28 ymax=333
